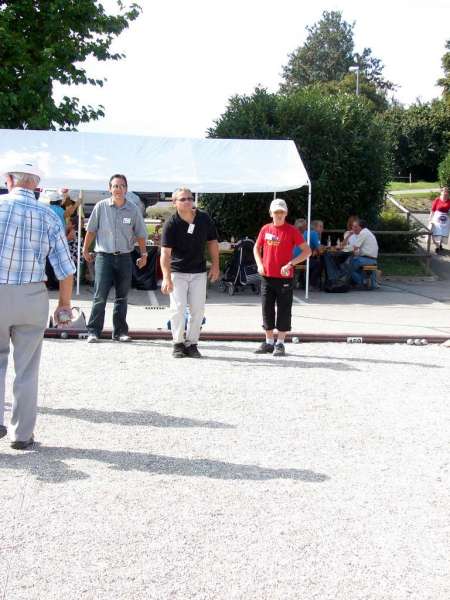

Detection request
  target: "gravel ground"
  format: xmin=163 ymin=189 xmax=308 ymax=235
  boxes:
xmin=1 ymin=339 xmax=449 ymax=600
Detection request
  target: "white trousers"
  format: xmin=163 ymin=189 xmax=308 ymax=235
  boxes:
xmin=170 ymin=272 xmax=207 ymax=345
xmin=0 ymin=283 xmax=48 ymax=441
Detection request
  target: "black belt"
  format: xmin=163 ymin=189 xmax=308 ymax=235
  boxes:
xmin=97 ymin=251 xmax=130 ymax=256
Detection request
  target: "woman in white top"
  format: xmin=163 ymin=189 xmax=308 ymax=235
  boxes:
xmin=343 ymin=215 xmax=359 ymax=247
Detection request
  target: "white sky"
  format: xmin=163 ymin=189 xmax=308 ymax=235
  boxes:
xmin=56 ymin=0 xmax=450 ymax=138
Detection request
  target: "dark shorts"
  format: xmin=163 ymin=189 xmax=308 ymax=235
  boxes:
xmin=261 ymin=277 xmax=294 ymax=332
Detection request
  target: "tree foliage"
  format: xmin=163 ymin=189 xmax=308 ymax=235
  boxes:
xmin=0 ymin=0 xmax=141 ymax=130
xmin=382 ymin=100 xmax=450 ymax=181
xmin=438 ymin=150 xmax=450 ymax=188
xmin=437 ymin=39 xmax=450 ymax=101
xmin=280 ymin=10 xmax=393 ymax=101
xmin=203 ymin=87 xmax=391 ymax=240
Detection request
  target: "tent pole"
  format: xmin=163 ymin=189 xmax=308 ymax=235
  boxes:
xmin=76 ymin=190 xmax=83 ymax=296
xmin=305 ymin=180 xmax=312 ymax=300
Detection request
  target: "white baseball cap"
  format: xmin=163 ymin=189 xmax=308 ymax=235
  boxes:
xmin=270 ymin=198 xmax=288 ymax=213
xmin=40 ymin=190 xmax=63 ymax=204
xmin=2 ymin=161 xmax=43 ymax=179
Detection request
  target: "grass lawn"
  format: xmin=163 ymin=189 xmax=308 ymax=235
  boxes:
xmin=388 ymin=181 xmax=439 ymax=191
xmin=378 ymin=256 xmax=428 ymax=276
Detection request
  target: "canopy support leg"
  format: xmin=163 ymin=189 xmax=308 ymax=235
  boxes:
xmin=76 ymin=190 xmax=83 ymax=296
xmin=305 ymin=180 xmax=312 ymax=301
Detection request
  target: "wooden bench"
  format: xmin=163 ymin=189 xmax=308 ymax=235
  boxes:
xmin=362 ymin=264 xmax=381 ymax=289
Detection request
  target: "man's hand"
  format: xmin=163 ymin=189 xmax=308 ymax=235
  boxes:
xmin=161 ymin=277 xmax=173 ymax=295
xmin=83 ymin=249 xmax=94 ymax=263
xmin=257 ymin=264 xmax=265 ymax=276
xmin=208 ymin=264 xmax=220 ymax=282
xmin=136 ymin=255 xmax=147 ymax=269
xmin=54 ymin=305 xmax=72 ymax=326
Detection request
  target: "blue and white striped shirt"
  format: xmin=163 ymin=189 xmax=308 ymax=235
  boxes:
xmin=0 ymin=188 xmax=75 ymax=284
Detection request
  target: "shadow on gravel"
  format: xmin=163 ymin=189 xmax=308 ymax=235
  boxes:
xmin=37 ymin=407 xmax=235 ymax=429
xmin=201 ymin=355 xmax=358 ymax=371
xmin=0 ymin=446 xmax=329 ymax=484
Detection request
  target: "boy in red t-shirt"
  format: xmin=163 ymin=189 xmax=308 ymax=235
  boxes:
xmin=253 ymin=199 xmax=311 ymax=356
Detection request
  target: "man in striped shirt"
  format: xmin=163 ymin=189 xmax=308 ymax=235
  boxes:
xmin=0 ymin=162 xmax=75 ymax=450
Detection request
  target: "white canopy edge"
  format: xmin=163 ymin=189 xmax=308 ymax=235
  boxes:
xmin=0 ymin=129 xmax=309 ymax=193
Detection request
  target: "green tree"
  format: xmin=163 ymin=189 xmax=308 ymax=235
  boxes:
xmin=382 ymin=100 xmax=450 ymax=180
xmin=437 ymin=39 xmax=450 ymax=101
xmin=203 ymin=87 xmax=391 ymax=240
xmin=280 ymin=10 xmax=393 ymax=97
xmin=0 ymin=0 xmax=141 ymax=130
xmin=438 ymin=151 xmax=450 ymax=188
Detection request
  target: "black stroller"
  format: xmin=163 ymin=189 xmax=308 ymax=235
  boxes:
xmin=218 ymin=237 xmax=261 ymax=296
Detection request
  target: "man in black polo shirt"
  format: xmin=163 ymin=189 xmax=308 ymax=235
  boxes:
xmin=161 ymin=187 xmax=219 ymax=358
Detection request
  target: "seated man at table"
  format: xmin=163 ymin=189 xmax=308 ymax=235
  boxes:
xmin=349 ymin=218 xmax=378 ymax=287
xmin=294 ymin=218 xmax=321 ymax=288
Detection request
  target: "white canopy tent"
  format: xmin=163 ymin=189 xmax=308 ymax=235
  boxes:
xmin=0 ymin=129 xmax=312 ymax=296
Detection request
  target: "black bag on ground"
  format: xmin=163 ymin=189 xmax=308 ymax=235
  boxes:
xmin=131 ymin=248 xmax=158 ymax=290
xmin=322 ymin=253 xmax=351 ymax=293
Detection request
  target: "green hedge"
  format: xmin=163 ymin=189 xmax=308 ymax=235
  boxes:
xmin=438 ymin=151 xmax=450 ymax=189
xmin=375 ymin=210 xmax=422 ymax=253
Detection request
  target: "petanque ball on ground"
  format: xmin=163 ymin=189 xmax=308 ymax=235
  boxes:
xmin=292 ymin=337 xmax=300 ymax=344
xmin=406 ymin=339 xmax=414 ymax=345
xmin=414 ymin=338 xmax=422 ymax=345
xmin=61 ymin=331 xmax=69 ymax=339
xmin=420 ymin=339 xmax=428 ymax=345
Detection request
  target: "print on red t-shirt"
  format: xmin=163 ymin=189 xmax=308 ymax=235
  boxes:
xmin=256 ymin=223 xmax=304 ymax=278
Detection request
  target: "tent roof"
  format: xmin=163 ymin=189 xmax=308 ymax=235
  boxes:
xmin=0 ymin=129 xmax=309 ymax=193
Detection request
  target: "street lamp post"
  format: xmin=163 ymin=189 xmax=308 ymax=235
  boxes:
xmin=349 ymin=65 xmax=360 ymax=96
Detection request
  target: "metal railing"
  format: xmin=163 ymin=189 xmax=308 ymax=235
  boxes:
xmin=323 ymin=193 xmax=434 ymax=274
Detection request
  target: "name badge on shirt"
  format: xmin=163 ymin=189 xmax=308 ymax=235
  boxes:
xmin=123 ymin=217 xmax=131 ymax=224
xmin=187 ymin=224 xmax=195 ymax=234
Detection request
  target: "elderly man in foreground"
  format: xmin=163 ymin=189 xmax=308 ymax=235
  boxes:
xmin=349 ymin=218 xmax=379 ymax=288
xmin=0 ymin=163 xmax=75 ymax=449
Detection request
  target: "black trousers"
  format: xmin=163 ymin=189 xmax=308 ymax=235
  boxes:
xmin=261 ymin=277 xmax=294 ymax=332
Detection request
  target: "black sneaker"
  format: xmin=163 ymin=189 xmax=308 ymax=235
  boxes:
xmin=184 ymin=344 xmax=202 ymax=358
xmin=254 ymin=342 xmax=275 ymax=354
xmin=0 ymin=424 xmax=7 ymax=439
xmin=172 ymin=343 xmax=186 ymax=358
xmin=273 ymin=342 xmax=286 ymax=357
xmin=11 ymin=436 xmax=34 ymax=450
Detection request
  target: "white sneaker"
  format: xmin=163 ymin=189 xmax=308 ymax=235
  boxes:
xmin=87 ymin=334 xmax=99 ymax=343
xmin=114 ymin=334 xmax=132 ymax=342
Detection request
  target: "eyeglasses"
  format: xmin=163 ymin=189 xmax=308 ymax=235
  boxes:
xmin=111 ymin=184 xmax=127 ymax=189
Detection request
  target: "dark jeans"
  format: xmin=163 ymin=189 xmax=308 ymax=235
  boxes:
xmin=261 ymin=277 xmax=294 ymax=332
xmin=87 ymin=253 xmax=132 ymax=338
